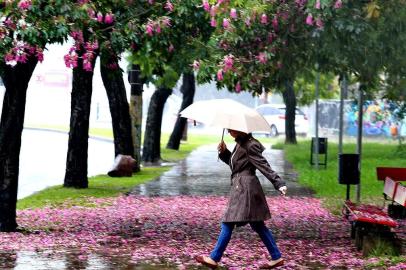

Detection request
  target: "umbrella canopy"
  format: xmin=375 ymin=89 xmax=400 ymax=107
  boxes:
xmin=180 ymin=99 xmax=271 ymax=133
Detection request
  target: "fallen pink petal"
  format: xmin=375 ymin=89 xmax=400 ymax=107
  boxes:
xmin=0 ymin=196 xmax=404 ymax=268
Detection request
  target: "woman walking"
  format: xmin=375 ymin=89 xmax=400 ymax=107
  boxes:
xmin=195 ymin=129 xmax=287 ymax=269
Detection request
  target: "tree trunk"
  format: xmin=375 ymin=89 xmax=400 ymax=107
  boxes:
xmin=64 ymin=52 xmax=98 ymax=188
xmin=142 ymin=86 xmax=172 ymax=164
xmin=282 ymin=79 xmax=297 ymax=144
xmin=0 ymin=57 xmax=38 ymax=231
xmin=129 ymin=65 xmax=144 ymax=172
xmin=166 ymin=73 xmax=196 ymax=150
xmin=100 ymin=57 xmax=134 ymax=158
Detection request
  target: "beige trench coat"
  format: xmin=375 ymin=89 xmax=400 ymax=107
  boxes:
xmin=219 ymin=135 xmax=285 ymax=223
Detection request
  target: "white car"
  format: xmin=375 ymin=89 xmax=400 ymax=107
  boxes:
xmin=255 ymin=104 xmax=309 ymax=137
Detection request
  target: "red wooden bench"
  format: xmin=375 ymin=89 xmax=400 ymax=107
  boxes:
xmin=342 ymin=167 xmax=406 ymax=254
xmin=377 ymin=167 xmax=406 ymax=219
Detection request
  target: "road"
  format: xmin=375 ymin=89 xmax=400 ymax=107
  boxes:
xmin=18 ymin=128 xmax=114 ymax=199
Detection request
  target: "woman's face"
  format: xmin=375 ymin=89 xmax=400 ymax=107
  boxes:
xmin=228 ymin=129 xmax=245 ymax=138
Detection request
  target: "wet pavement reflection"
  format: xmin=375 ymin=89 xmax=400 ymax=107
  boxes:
xmin=130 ymin=144 xmax=314 ymax=197
xmin=0 ymin=250 xmax=208 ymax=270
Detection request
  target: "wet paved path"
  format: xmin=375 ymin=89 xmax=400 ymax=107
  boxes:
xmin=130 ymin=144 xmax=313 ymax=197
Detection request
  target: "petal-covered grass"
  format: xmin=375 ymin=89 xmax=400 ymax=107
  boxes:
xmin=2 ymin=196 xmax=405 ymax=269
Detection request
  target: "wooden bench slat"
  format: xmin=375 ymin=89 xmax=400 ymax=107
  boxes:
xmin=394 ymin=183 xmax=406 ymax=207
xmin=384 ymin=177 xmax=399 ymax=199
xmin=376 ymin=167 xmax=406 ymax=181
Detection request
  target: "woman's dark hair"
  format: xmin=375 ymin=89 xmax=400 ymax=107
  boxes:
xmin=235 ymin=132 xmax=252 ymax=144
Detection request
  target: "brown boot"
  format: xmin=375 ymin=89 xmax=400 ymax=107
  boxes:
xmin=259 ymin=258 xmax=284 ymax=269
xmin=195 ymin=255 xmax=218 ymax=269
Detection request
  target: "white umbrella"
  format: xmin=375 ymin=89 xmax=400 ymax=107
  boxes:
xmin=180 ymin=99 xmax=271 ymax=139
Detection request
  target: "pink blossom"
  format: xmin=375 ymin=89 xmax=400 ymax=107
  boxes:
xmin=192 ymin=60 xmax=200 ymax=70
xmin=146 ymin=22 xmax=154 ymax=36
xmin=210 ymin=5 xmax=217 ymax=17
xmin=104 ymin=13 xmax=114 ymax=24
xmin=334 ymin=0 xmax=343 ymax=9
xmin=164 ymin=0 xmax=174 ymax=12
xmin=168 ymin=44 xmax=174 ymax=52
xmin=63 ymin=54 xmax=71 ymax=68
xmin=202 ymin=0 xmax=210 ymax=12
xmin=315 ymin=0 xmax=321 ymax=9
xmin=210 ymin=18 xmax=216 ymax=27
xmin=305 ymin=14 xmax=313 ymax=25
xmin=223 ymin=55 xmax=233 ymax=71
xmin=315 ymin=17 xmax=324 ymax=28
xmin=17 ymin=0 xmax=31 ymax=10
xmin=162 ymin=17 xmax=171 ymax=27
xmin=217 ymin=69 xmax=223 ymax=81
xmin=245 ymin=17 xmax=251 ymax=26
xmin=257 ymin=52 xmax=267 ymax=64
xmin=272 ymin=17 xmax=279 ymax=31
xmin=97 ymin=12 xmax=103 ymax=23
xmin=217 ymin=0 xmax=225 ymax=4
xmin=295 ymin=0 xmax=307 ymax=8
xmin=222 ymin=18 xmax=230 ymax=29
xmin=16 ymin=53 xmax=28 ymax=63
xmin=71 ymin=54 xmax=78 ymax=68
xmin=156 ymin=25 xmax=161 ymax=33
xmin=4 ymin=52 xmax=14 ymax=63
xmin=148 ymin=0 xmax=154 ymax=4
xmin=87 ymin=8 xmax=95 ymax=19
xmin=260 ymin=14 xmax=268 ymax=24
xmin=235 ymin=82 xmax=241 ymax=93
xmin=36 ymin=48 xmax=44 ymax=63
xmin=27 ymin=45 xmax=36 ymax=54
xmin=71 ymin=31 xmax=84 ymax=44
xmin=0 ymin=196 xmax=404 ymax=269
xmin=230 ymin=8 xmax=237 ymax=19
xmin=83 ymin=61 xmax=93 ymax=72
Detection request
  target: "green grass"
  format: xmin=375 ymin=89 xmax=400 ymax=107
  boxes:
xmin=274 ymin=140 xmax=406 ymax=212
xmin=17 ymin=167 xmax=169 ymax=209
xmin=364 ymin=256 xmax=406 ymax=269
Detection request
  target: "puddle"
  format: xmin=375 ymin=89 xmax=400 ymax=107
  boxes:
xmin=131 ymin=145 xmax=313 ymax=197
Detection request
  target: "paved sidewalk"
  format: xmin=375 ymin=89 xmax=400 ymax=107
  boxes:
xmin=130 ymin=144 xmax=314 ymax=197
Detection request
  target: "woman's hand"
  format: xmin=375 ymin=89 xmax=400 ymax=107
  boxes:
xmin=278 ymin=186 xmax=287 ymax=196
xmin=217 ymin=141 xmax=227 ymax=154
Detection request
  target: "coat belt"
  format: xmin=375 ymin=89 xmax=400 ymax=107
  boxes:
xmin=231 ymin=170 xmax=255 ymax=181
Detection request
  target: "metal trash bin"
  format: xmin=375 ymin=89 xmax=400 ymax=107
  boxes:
xmin=338 ymin=153 xmax=360 ymax=185
xmin=310 ymin=137 xmax=328 ymax=167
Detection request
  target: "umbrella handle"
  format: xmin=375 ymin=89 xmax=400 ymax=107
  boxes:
xmin=218 ymin=128 xmax=225 ymax=161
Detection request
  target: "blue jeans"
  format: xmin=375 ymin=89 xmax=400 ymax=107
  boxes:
xmin=210 ymin=221 xmax=281 ymax=262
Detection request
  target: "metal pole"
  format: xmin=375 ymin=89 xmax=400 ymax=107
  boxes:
xmin=356 ymin=85 xmax=364 ymax=203
xmin=314 ymin=70 xmax=320 ymax=169
xmin=339 ymin=75 xmax=346 ymax=155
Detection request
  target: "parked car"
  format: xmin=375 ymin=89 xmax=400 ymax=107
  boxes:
xmin=255 ymin=104 xmax=308 ymax=137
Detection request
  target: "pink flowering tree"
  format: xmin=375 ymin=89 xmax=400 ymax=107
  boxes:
xmin=196 ymin=0 xmax=334 ymax=143
xmin=61 ymin=1 xmax=130 ymax=188
xmin=0 ymin=0 xmax=68 ymax=232
xmin=127 ymin=0 xmax=212 ymax=162
xmin=61 ymin=0 xmax=168 ymax=187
